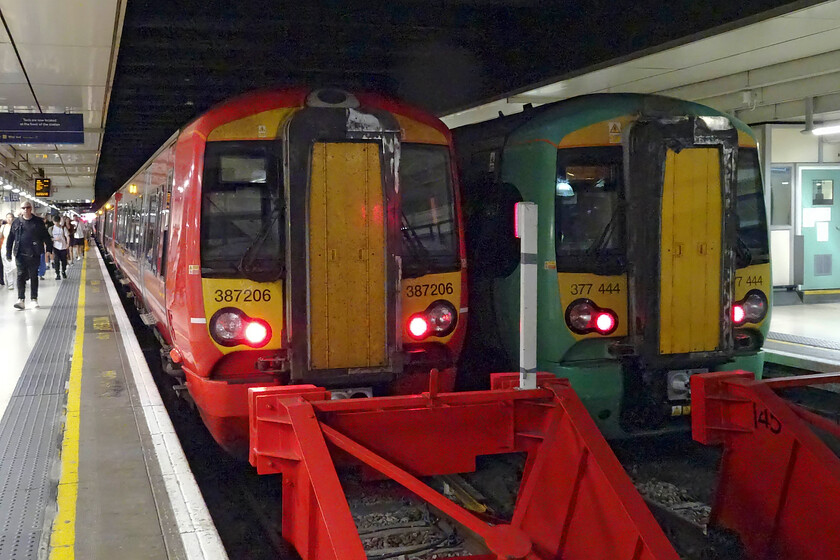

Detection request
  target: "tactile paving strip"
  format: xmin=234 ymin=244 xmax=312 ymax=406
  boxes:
xmin=0 ymin=265 xmax=82 ymax=560
xmin=767 ymin=331 xmax=840 ymax=351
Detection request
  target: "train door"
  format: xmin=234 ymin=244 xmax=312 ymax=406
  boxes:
xmin=308 ymin=142 xmax=387 ymax=369
xmin=659 ymin=148 xmax=722 ymax=354
xmin=625 ymin=116 xmax=738 ymax=363
xmin=284 ymin=95 xmax=401 ymax=382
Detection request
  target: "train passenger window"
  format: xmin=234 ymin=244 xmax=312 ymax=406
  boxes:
xmin=735 ymin=149 xmax=770 ymax=266
xmin=145 ymin=192 xmax=160 ymax=270
xmin=201 ymin=141 xmax=284 ymax=280
xmin=400 ymin=144 xmax=460 ymax=278
xmin=554 ymin=147 xmax=625 ymax=272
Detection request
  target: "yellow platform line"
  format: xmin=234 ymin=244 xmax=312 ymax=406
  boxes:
xmin=49 ymin=258 xmax=87 ymax=560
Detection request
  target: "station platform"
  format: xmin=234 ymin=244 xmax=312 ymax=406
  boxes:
xmin=0 ymin=250 xmax=225 ymax=560
xmin=766 ymin=300 xmax=840 ymax=371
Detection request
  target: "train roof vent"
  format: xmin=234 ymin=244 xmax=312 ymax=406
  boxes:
xmin=306 ymin=88 xmax=360 ymax=108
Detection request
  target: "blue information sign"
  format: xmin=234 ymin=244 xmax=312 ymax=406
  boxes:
xmin=0 ymin=113 xmax=84 ymax=144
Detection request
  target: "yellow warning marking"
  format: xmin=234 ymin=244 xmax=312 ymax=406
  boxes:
xmin=802 ymin=289 xmax=840 ymax=295
xmin=49 ymin=259 xmax=87 ymax=560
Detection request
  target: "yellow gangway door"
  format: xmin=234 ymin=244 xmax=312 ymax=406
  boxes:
xmin=659 ymin=148 xmax=722 ymax=354
xmin=309 ymin=142 xmax=388 ymax=369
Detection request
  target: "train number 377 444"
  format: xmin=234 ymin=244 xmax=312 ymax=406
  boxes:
xmin=214 ymin=289 xmax=272 ymax=303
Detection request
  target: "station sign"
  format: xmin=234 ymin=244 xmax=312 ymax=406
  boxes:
xmin=35 ymin=178 xmax=51 ymax=197
xmin=0 ymin=113 xmax=84 ymax=144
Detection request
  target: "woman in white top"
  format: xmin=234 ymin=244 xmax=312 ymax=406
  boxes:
xmin=51 ymin=217 xmax=70 ymax=279
xmin=0 ymin=212 xmax=15 ymax=289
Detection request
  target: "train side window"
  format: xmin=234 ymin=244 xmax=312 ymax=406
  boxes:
xmin=735 ymin=149 xmax=770 ymax=266
xmin=158 ymin=167 xmax=173 ymax=278
xmin=145 ymin=191 xmax=160 ymax=271
xmin=554 ymin=146 xmax=625 ymax=273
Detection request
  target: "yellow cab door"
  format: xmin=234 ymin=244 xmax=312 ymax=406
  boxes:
xmin=659 ymin=148 xmax=722 ymax=354
xmin=308 ymin=142 xmax=388 ymax=369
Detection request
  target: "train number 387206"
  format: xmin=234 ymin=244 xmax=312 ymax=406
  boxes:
xmin=405 ymin=283 xmax=454 ymax=298
xmin=214 ymin=289 xmax=272 ymax=303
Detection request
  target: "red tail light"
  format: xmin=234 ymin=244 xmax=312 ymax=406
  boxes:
xmin=408 ymin=315 xmax=430 ymax=339
xmin=732 ymin=304 xmax=746 ymax=325
xmin=594 ymin=312 xmax=616 ymax=334
xmin=244 ymin=321 xmax=269 ymax=345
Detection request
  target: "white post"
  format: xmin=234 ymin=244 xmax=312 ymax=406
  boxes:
xmin=516 ymin=202 xmax=538 ymax=390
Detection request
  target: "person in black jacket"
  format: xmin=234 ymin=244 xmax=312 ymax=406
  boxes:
xmin=5 ymin=201 xmax=52 ymax=309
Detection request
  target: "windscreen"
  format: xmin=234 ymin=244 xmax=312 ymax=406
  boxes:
xmin=555 ymin=146 xmax=625 ymax=272
xmin=201 ymin=141 xmax=284 ymax=280
xmin=400 ymin=144 xmax=460 ymax=278
xmin=735 ymin=148 xmax=770 ymax=266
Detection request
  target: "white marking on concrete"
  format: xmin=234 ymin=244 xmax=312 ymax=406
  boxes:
xmin=95 ymin=250 xmax=227 ymax=560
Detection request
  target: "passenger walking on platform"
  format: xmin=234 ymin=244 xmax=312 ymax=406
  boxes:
xmin=72 ymin=219 xmax=86 ymax=260
xmin=0 ymin=213 xmax=15 ymax=289
xmin=5 ymin=202 xmax=52 ymax=309
xmin=51 ymin=217 xmax=69 ymax=280
xmin=65 ymin=217 xmax=76 ymax=266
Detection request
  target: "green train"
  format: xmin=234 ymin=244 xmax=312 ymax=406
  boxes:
xmin=455 ymin=93 xmax=771 ymax=437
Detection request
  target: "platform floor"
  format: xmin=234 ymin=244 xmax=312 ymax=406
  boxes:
xmin=767 ymin=301 xmax=840 ymax=370
xmin=0 ymin=249 xmax=225 ymax=559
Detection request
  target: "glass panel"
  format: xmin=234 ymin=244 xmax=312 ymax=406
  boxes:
xmin=813 ymin=179 xmax=834 ymax=206
xmin=770 ymin=166 xmax=792 ymax=226
xmin=554 ymin=146 xmax=625 ymax=272
xmin=201 ymin=141 xmax=283 ymax=279
xmin=400 ymin=144 xmax=460 ymax=278
xmin=735 ymin=149 xmax=770 ymax=266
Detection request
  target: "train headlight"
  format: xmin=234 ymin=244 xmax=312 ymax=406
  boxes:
xmin=732 ymin=290 xmax=767 ymax=325
xmin=567 ymin=300 xmax=594 ymax=332
xmin=407 ymin=300 xmax=458 ymax=340
xmin=742 ymin=291 xmax=767 ymax=323
xmin=212 ymin=309 xmax=244 ymax=343
xmin=210 ymin=308 xmax=272 ymax=348
xmin=565 ymin=299 xmax=618 ymax=335
xmin=427 ymin=301 xmax=456 ymax=336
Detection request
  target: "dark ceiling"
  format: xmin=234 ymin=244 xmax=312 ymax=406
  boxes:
xmin=95 ymin=0 xmax=810 ymax=204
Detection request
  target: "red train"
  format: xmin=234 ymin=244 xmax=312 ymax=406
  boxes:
xmin=97 ymin=88 xmax=467 ymax=456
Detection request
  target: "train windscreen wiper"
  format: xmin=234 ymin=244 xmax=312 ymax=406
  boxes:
xmin=587 ymin=201 xmax=623 ymax=256
xmin=237 ymin=206 xmax=284 ymax=282
xmin=400 ymin=211 xmax=436 ymax=275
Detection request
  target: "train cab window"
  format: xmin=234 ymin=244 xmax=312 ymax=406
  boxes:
xmin=735 ymin=149 xmax=770 ymax=266
xmin=554 ymin=146 xmax=625 ymax=272
xmin=201 ymin=141 xmax=284 ymax=280
xmin=400 ymin=144 xmax=460 ymax=278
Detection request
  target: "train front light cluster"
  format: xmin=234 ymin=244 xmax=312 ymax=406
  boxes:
xmin=565 ymin=299 xmax=618 ymax=335
xmin=407 ymin=300 xmax=457 ymax=340
xmin=732 ymin=290 xmax=768 ymax=326
xmin=210 ymin=307 xmax=272 ymax=348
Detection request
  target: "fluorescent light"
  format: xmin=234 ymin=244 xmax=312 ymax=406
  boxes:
xmin=2 ymin=184 xmax=11 ymax=190
xmin=813 ymin=123 xmax=840 ymax=136
xmin=11 ymin=188 xmax=19 ymax=193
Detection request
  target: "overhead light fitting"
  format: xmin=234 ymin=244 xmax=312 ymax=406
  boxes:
xmin=813 ymin=122 xmax=840 ymax=136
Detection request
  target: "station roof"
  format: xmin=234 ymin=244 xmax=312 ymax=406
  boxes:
xmin=0 ymin=0 xmax=837 ymax=208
